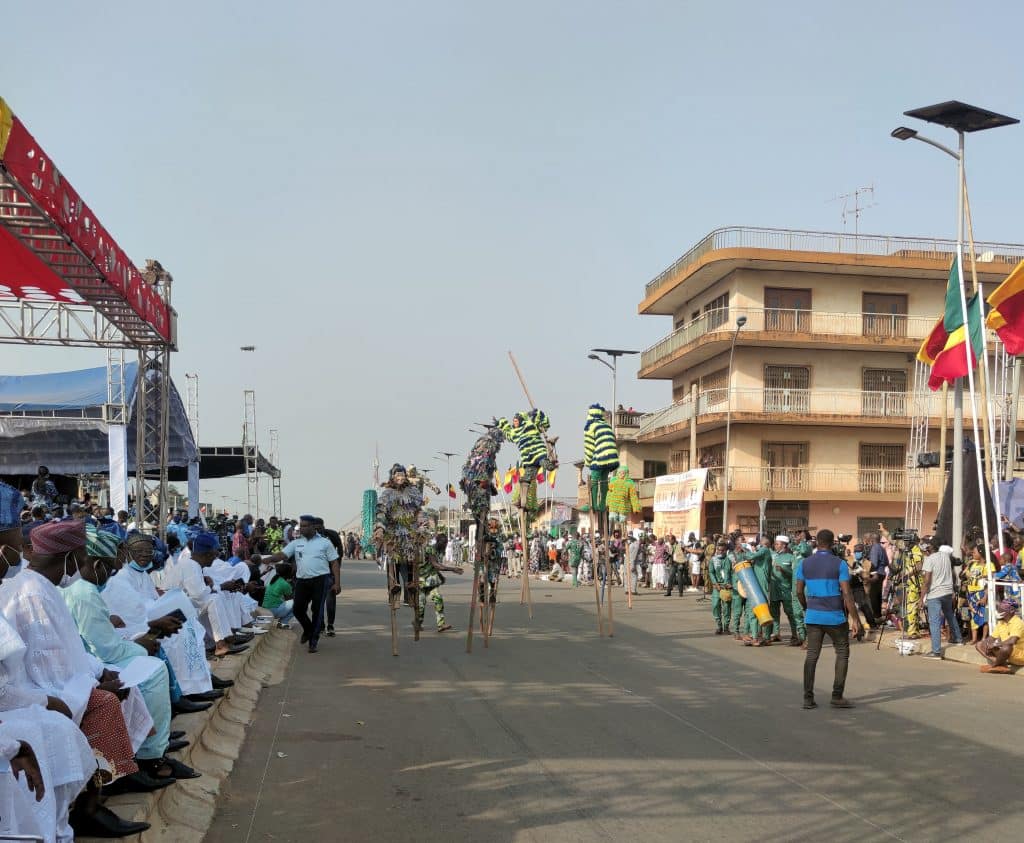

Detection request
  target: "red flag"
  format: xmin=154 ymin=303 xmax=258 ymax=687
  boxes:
xmin=987 ymin=259 xmax=1024 ymax=354
xmin=446 ymin=483 xmax=457 ymax=499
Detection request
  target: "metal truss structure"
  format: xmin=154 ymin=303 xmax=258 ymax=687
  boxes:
xmin=243 ymin=390 xmax=260 ymax=518
xmin=268 ymin=428 xmax=282 ymax=517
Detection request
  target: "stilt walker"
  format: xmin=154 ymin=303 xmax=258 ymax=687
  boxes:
xmin=583 ymin=403 xmax=620 ymax=636
xmin=501 ymin=352 xmax=560 ymax=620
xmin=373 ymin=463 xmax=430 ymax=656
xmin=460 ymin=426 xmax=503 ymax=653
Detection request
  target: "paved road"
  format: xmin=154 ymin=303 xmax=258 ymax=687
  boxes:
xmin=208 ymin=561 xmax=1020 ymax=843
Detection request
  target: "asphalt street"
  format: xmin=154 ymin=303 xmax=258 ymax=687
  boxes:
xmin=207 ymin=561 xmax=1021 ymax=843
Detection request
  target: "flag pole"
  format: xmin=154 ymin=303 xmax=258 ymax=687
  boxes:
xmin=963 ymin=178 xmax=1006 ymax=556
xmin=952 ymin=138 xmax=994 ymax=627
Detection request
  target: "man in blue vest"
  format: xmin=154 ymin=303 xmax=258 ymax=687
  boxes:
xmin=796 ymin=529 xmax=861 ymax=710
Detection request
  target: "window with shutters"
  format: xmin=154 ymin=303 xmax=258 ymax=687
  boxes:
xmin=761 ymin=442 xmax=809 ymax=491
xmin=763 ymin=365 xmax=810 ymax=413
xmin=862 ymin=369 xmax=907 ymax=416
xmin=670 ymin=450 xmax=690 ymax=472
xmin=862 ymin=293 xmax=908 ymax=338
xmin=859 ymin=443 xmax=905 ymax=493
xmin=700 ymin=367 xmax=729 ymax=406
xmin=643 ymin=460 xmax=668 ymax=479
xmin=764 ymin=288 xmax=812 ymax=332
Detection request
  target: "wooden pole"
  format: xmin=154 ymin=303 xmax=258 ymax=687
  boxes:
xmin=603 ymin=509 xmax=614 ymax=637
xmin=518 ymin=506 xmax=533 ymax=617
xmin=466 ymin=568 xmax=479 ymax=654
xmin=938 ymin=382 xmax=948 ymax=513
xmin=387 ymin=559 xmax=399 ymax=657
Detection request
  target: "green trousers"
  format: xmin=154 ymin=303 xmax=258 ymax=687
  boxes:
xmin=769 ymin=589 xmax=798 ymax=639
xmin=416 ymin=588 xmax=446 ymax=630
xmin=711 ymin=589 xmax=732 ymax=630
xmin=590 ymin=467 xmax=614 ymax=512
xmin=791 ymin=594 xmax=805 ymax=640
xmin=731 ymin=597 xmax=747 ymax=634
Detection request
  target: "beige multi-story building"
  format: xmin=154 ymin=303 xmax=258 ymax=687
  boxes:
xmin=630 ymin=226 xmax=1024 ymax=539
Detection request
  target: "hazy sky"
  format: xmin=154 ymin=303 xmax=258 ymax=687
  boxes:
xmin=2 ymin=1 xmax=1023 ymax=526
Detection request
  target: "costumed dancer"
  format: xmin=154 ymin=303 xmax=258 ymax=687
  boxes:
xmin=416 ymin=534 xmax=462 ymax=634
xmin=373 ymin=464 xmax=430 ymax=655
xmin=582 ymin=403 xmax=619 ymax=631
xmin=478 ymin=517 xmax=505 ymax=641
xmin=459 ymin=425 xmax=502 ymax=651
xmin=407 ymin=465 xmax=442 ymax=497
xmin=497 ymin=410 xmax=558 ymax=513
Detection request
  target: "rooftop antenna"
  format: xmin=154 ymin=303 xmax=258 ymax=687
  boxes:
xmin=373 ymin=442 xmax=380 ymax=486
xmin=830 ymin=184 xmax=877 ymax=237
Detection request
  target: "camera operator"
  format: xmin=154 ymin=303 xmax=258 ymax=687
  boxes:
xmin=865 ymin=528 xmax=889 ymax=619
xmin=847 ymin=542 xmax=878 ymax=636
xmin=921 ymin=539 xmax=964 ymax=659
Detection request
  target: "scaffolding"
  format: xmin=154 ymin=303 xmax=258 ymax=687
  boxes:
xmin=185 ymin=373 xmax=199 ymax=444
xmin=904 ymin=359 xmax=933 ymax=533
xmin=268 ymin=428 xmax=282 ymax=517
xmin=243 ymin=389 xmax=259 ymax=518
xmin=1 ymin=96 xmax=178 ymax=531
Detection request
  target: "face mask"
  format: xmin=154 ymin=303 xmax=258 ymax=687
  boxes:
xmin=60 ymin=551 xmax=81 ymax=588
xmin=854 ymin=552 xmax=864 ymax=561
xmin=129 ymin=560 xmax=153 ymax=573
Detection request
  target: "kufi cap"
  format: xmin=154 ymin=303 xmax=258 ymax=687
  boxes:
xmin=774 ymin=535 xmax=790 ymax=544
xmin=85 ymin=524 xmax=121 ymax=559
xmin=389 ymin=463 xmax=406 ymax=476
xmin=192 ymin=532 xmax=220 ymax=553
xmin=31 ymin=519 xmax=86 ymax=555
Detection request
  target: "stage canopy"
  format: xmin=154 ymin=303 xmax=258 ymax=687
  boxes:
xmin=0 ymin=364 xmax=278 ymax=480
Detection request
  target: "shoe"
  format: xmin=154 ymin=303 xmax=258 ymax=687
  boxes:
xmin=172 ymin=698 xmax=213 ymax=715
xmin=277 ymin=622 xmax=292 ymax=629
xmin=300 ymin=631 xmax=309 ymax=644
xmin=714 ymin=628 xmax=723 ymax=635
xmin=226 ymin=633 xmax=253 ymax=645
xmin=830 ymin=698 xmax=855 ymax=709
xmin=166 ymin=738 xmax=190 ymax=753
xmin=921 ymin=652 xmax=943 ymax=660
xmin=326 ymin=626 xmax=336 ymax=637
xmin=185 ymin=690 xmax=224 ymax=702
xmin=437 ymin=624 xmax=453 ymax=632
xmin=210 ymin=675 xmax=234 ymax=690
xmin=71 ymin=803 xmax=151 ymax=837
xmin=170 ymin=730 xmax=186 ymax=740
xmin=159 ymin=756 xmax=201 ymax=779
xmin=247 ymin=626 xmax=268 ymax=635
xmin=221 ymin=643 xmax=249 ymax=656
xmin=308 ymin=642 xmax=319 ymax=654
xmin=802 ymin=699 xmax=817 ymax=710
xmin=102 ymin=769 xmax=176 ymax=794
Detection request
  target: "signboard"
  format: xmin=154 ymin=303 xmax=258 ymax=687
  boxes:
xmin=652 ymin=469 xmax=708 ymax=539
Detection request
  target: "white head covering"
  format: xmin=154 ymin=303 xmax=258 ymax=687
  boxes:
xmin=775 ymin=535 xmax=790 ymax=544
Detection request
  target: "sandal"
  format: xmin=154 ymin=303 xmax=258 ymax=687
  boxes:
xmin=437 ymin=624 xmax=453 ymax=633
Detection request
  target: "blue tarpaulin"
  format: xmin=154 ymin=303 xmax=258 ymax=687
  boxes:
xmin=0 ymin=363 xmax=198 ymax=475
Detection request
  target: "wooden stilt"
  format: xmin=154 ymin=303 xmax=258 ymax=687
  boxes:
xmin=603 ymin=510 xmax=614 ymax=637
xmin=590 ymin=508 xmax=605 ymax=636
xmin=518 ymin=504 xmax=533 ymax=618
xmin=387 ymin=559 xmax=399 ymax=657
xmin=466 ymin=569 xmax=479 ymax=654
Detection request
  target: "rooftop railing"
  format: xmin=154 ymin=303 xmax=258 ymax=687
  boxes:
xmin=644 ymin=226 xmax=1024 ymax=298
xmin=640 ymin=306 xmax=937 ymax=372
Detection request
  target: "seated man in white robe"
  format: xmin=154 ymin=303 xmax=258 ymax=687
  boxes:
xmin=208 ymin=555 xmax=261 ymax=630
xmin=0 ymin=728 xmax=45 ymax=842
xmin=0 ymin=513 xmax=151 ymax=837
xmin=167 ymin=532 xmax=248 ymax=657
xmin=103 ymin=533 xmax=215 ymax=698
xmin=61 ymin=527 xmax=200 ymax=784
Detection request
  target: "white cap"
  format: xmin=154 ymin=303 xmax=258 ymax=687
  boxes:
xmin=775 ymin=535 xmax=790 ymax=543
xmin=939 ymin=544 xmax=954 ymax=553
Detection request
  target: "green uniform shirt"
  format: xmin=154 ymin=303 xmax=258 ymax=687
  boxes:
xmin=708 ymin=554 xmax=733 ymax=586
xmin=770 ymin=551 xmax=798 ymax=600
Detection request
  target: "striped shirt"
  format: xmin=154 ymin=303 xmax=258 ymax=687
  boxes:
xmin=796 ymin=550 xmax=848 ymax=626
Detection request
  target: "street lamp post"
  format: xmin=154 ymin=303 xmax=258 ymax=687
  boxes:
xmin=588 ymin=348 xmax=639 ymax=428
xmin=436 ymin=451 xmax=458 ymax=537
xmin=721 ymin=315 xmax=747 ymax=534
xmin=891 ymin=100 xmax=1018 ymax=555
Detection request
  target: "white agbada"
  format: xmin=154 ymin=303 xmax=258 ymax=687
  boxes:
xmin=102 ymin=566 xmax=212 ymax=695
xmin=0 ymin=729 xmax=44 ymax=843
xmin=0 ymin=569 xmax=153 ymax=752
xmin=0 ymin=614 xmax=96 ymax=843
xmin=165 ymin=555 xmax=235 ymax=642
xmin=207 ymin=559 xmax=257 ymax=627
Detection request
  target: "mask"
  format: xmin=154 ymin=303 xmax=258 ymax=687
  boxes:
xmin=129 ymin=560 xmax=153 ymax=573
xmin=854 ymin=551 xmax=864 ymax=561
xmin=60 ymin=551 xmax=81 ymax=588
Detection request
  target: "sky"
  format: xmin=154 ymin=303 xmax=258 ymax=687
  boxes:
xmin=2 ymin=1 xmax=1023 ymax=527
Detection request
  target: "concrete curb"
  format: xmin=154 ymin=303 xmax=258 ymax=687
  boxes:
xmin=880 ymin=631 xmax=1021 ymax=674
xmin=78 ymin=626 xmax=296 ymax=843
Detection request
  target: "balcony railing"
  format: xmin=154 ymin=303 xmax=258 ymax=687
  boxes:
xmin=644 ymin=226 xmax=1024 ymax=298
xmin=638 ymin=388 xmax=1024 ymax=438
xmin=637 ymin=467 xmax=943 ymax=499
xmin=641 ymin=306 xmax=938 ymax=372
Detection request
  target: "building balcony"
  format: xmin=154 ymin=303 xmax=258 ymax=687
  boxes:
xmin=639 ymin=306 xmax=940 ymax=379
xmin=636 ymin=388 xmax=1024 ymax=443
xmin=639 ymin=226 xmax=1024 ymax=316
xmin=638 ymin=466 xmax=943 ymax=503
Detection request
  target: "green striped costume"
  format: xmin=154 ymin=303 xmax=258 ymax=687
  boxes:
xmin=583 ymin=405 xmax=619 ymax=512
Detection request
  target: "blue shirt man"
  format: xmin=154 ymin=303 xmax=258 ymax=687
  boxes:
xmin=795 ymin=529 xmax=861 ymax=710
